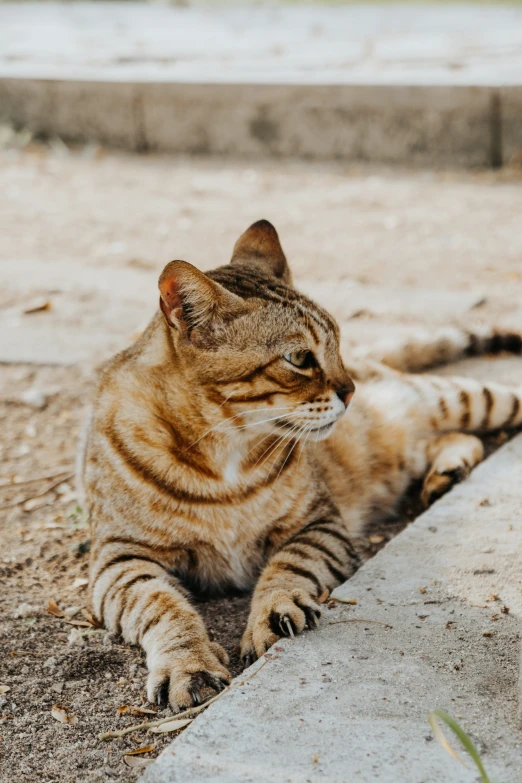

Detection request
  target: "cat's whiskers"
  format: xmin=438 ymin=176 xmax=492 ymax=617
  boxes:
xmin=295 ymin=421 xmax=315 ymax=475
xmin=251 ymin=420 xmax=304 ymax=480
xmin=273 ymin=421 xmax=311 ymax=484
xmin=218 ymin=409 xmax=302 ymax=434
xmin=180 ymin=405 xmax=294 ymax=454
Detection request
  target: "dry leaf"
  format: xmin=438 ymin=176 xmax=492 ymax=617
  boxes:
xmin=124 ymin=744 xmax=156 ymax=756
xmin=124 ymin=756 xmax=153 ymax=769
xmin=51 ymin=703 xmax=78 ymax=726
xmin=72 ymin=578 xmax=89 ymax=590
xmin=64 ymin=620 xmax=92 ymax=628
xmin=0 ymin=685 xmax=11 ymax=694
xmin=23 ymin=298 xmax=52 ymax=315
xmin=150 ymin=718 xmax=192 ymax=733
xmin=117 ymin=705 xmax=157 ymax=717
xmin=47 ymin=599 xmax=65 ymax=618
xmin=334 ymin=597 xmax=357 ymax=605
xmin=81 ymin=608 xmax=102 ymax=627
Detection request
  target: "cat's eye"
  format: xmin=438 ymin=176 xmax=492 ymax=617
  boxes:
xmin=283 ymin=350 xmax=315 ymax=369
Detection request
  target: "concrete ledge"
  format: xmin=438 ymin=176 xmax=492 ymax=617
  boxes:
xmin=143 ymin=435 xmax=522 ymax=783
xmin=0 ymin=78 xmax=504 ymax=167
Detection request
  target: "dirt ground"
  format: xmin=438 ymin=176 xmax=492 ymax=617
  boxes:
xmin=1 ymin=140 xmax=522 ymax=782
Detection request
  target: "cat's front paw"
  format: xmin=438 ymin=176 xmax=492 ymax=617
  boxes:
xmin=240 ymin=589 xmax=321 ymax=665
xmin=421 ymin=463 xmax=470 ymax=506
xmin=146 ymin=640 xmax=231 ymax=710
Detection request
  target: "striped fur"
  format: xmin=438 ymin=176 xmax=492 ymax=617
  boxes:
xmin=83 ymin=220 xmax=522 ymax=708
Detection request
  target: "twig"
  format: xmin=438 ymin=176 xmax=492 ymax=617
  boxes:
xmin=0 ymin=473 xmax=74 ymax=511
xmin=99 ymin=658 xmax=269 ymax=741
xmin=328 ymin=619 xmax=393 ymax=628
xmin=330 ymin=596 xmax=358 ymax=605
xmin=0 ymin=468 xmax=73 ymax=490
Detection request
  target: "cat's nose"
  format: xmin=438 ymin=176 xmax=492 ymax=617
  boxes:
xmin=335 ymin=382 xmax=355 ymax=407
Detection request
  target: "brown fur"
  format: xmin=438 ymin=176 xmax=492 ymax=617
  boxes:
xmin=82 ymin=220 xmax=522 ymax=709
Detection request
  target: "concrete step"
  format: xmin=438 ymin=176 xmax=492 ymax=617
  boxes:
xmin=1 ymin=3 xmax=522 ymax=166
xmin=143 ymin=434 xmax=522 ymax=783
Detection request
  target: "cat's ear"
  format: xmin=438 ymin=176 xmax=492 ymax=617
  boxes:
xmin=231 ymin=219 xmax=293 ymax=285
xmin=158 ymin=260 xmax=247 ymax=337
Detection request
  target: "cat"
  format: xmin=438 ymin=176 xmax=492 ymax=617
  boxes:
xmin=82 ymin=219 xmax=522 ymax=709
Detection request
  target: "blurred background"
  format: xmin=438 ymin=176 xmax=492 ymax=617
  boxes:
xmin=1 ymin=0 xmax=522 ymax=780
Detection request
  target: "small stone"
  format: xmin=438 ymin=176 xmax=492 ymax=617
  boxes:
xmin=67 ymin=628 xmax=86 ymax=647
xmin=24 ymin=423 xmax=37 ymax=438
xmin=14 ymin=603 xmax=39 ymax=619
xmin=18 ymin=388 xmax=48 ymax=410
xmin=24 ymin=495 xmax=56 ymax=512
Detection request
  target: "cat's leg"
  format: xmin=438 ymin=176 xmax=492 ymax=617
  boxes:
xmin=240 ymin=503 xmax=360 ymax=664
xmin=90 ymin=541 xmax=231 ymax=708
xmin=421 ymin=433 xmax=484 ymax=506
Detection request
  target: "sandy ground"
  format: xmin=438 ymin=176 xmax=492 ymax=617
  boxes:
xmin=1 ymin=140 xmax=522 ymax=782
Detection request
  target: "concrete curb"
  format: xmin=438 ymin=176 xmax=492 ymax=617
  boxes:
xmin=142 ymin=435 xmax=522 ymax=782
xmin=2 ymin=78 xmax=521 ymax=167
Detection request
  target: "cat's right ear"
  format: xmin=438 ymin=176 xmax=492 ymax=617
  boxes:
xmin=158 ymin=260 xmax=247 ymax=337
xmin=231 ymin=220 xmax=293 ymax=285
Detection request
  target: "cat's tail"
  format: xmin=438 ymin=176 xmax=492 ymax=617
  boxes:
xmin=410 ymin=374 xmax=522 ymax=434
xmin=355 ymin=326 xmax=522 ymax=374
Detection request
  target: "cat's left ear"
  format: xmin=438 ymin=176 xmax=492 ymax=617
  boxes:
xmin=159 ymin=260 xmax=248 ymax=339
xmin=231 ymin=220 xmax=293 ymax=285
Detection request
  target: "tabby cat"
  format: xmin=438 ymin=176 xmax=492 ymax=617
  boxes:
xmin=82 ymin=220 xmax=522 ymax=709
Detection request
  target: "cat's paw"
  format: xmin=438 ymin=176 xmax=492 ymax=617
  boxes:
xmin=240 ymin=588 xmax=321 ymax=665
xmin=146 ymin=641 xmax=231 ymax=710
xmin=421 ymin=463 xmax=470 ymax=506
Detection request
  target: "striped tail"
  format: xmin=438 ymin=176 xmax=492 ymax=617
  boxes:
xmin=357 ymin=326 xmax=522 ymax=374
xmin=416 ymin=375 xmax=522 ymax=433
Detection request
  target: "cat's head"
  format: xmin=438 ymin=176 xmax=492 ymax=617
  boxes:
xmin=158 ymin=220 xmax=354 ymax=442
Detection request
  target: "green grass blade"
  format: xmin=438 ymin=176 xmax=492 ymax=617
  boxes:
xmin=429 ymin=709 xmax=492 ymax=783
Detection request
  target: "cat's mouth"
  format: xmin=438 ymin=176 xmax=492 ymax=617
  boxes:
xmin=306 ymin=421 xmax=336 ymax=440
xmin=274 ymin=418 xmax=337 ymax=440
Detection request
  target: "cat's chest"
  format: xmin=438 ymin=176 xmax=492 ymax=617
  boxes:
xmin=177 ymin=466 xmax=315 ymax=587
xmin=221 ymin=451 xmax=243 ymax=486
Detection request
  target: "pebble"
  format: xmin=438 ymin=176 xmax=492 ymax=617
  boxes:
xmin=67 ymin=628 xmax=86 ymax=647
xmin=24 ymin=495 xmax=56 ymax=512
xmin=13 ymin=602 xmax=39 ymax=618
xmin=18 ymin=388 xmax=48 ymax=410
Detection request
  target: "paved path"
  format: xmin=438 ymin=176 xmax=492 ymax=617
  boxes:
xmin=1 ymin=3 xmax=521 ymax=165
xmin=2 ymin=3 xmax=522 ymax=85
xmin=144 ymin=435 xmax=522 ymax=783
